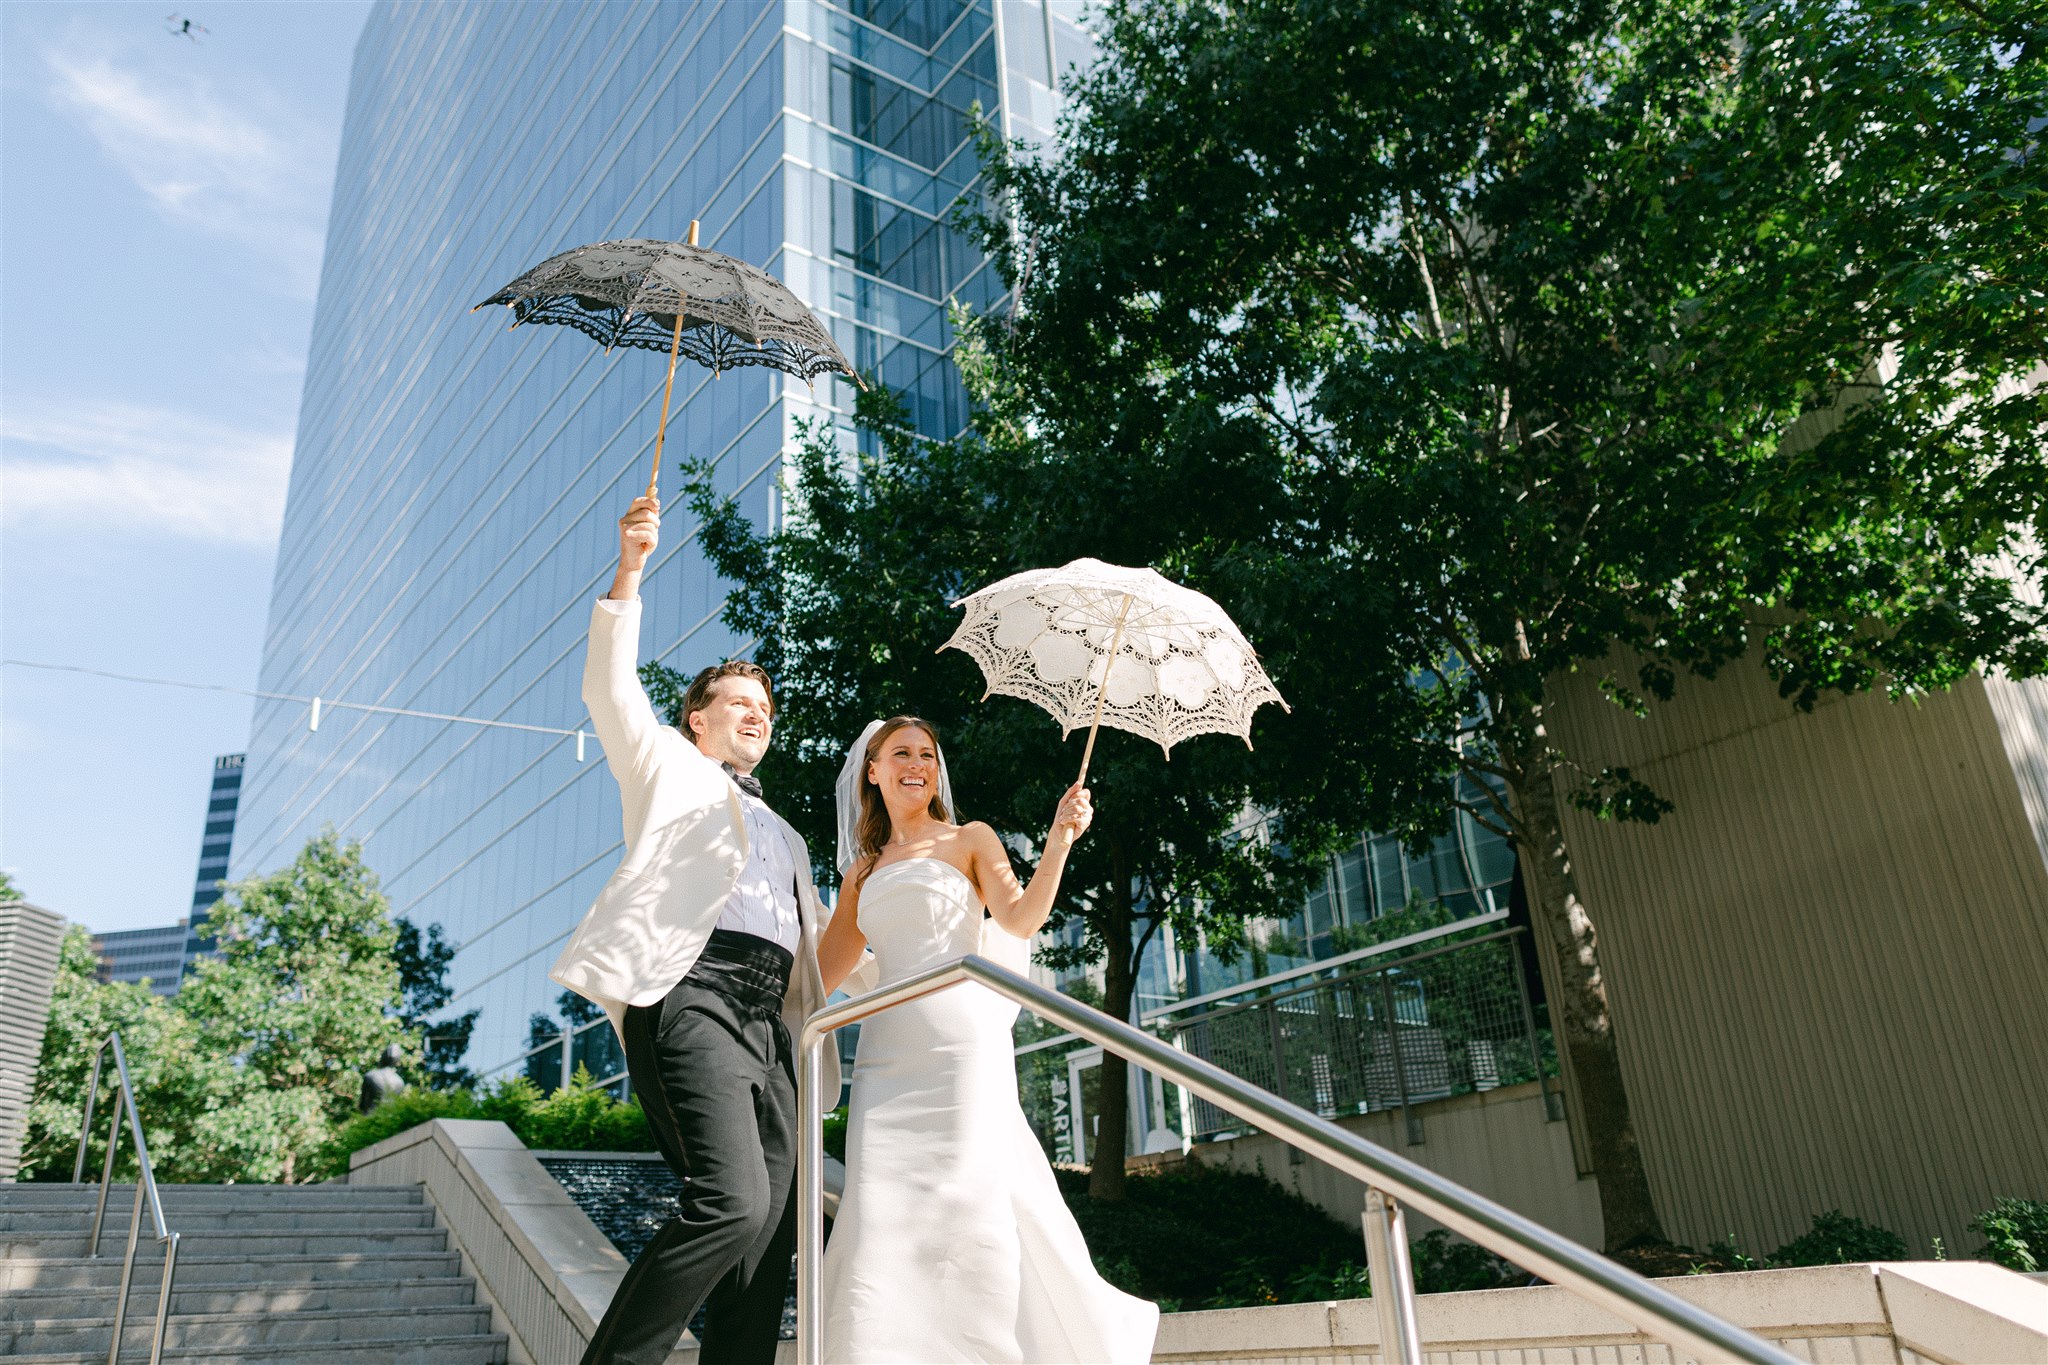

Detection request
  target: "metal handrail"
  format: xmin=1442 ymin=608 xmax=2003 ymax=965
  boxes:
xmin=797 ymin=955 xmax=1801 ymax=1365
xmin=71 ymin=1033 xmax=181 ymax=1365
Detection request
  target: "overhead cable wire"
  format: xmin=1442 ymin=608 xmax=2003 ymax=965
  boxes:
xmin=2 ymin=659 xmax=592 ymax=755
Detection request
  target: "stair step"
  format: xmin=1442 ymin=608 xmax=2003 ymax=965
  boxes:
xmin=0 ymin=1250 xmax=465 ymax=1292
xmin=2 ymin=1331 xmax=509 ymax=1364
xmin=1 ymin=1206 xmax=439 ymax=1234
xmin=3 ymin=1304 xmax=495 ymax=1354
xmin=3 ymin=1227 xmax=448 ymax=1259
xmin=0 ymin=1181 xmax=503 ymax=1364
xmin=0 ymin=1184 xmax=422 ymax=1208
xmin=0 ymin=1273 xmax=480 ymax=1320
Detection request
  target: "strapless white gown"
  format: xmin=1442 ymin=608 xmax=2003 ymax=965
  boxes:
xmin=821 ymin=857 xmax=1159 ymax=1363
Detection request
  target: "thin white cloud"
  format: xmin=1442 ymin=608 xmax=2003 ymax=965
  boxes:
xmin=1 ymin=403 xmax=292 ymax=549
xmin=42 ymin=46 xmax=333 ymax=296
xmin=240 ymin=342 xmax=311 ymax=379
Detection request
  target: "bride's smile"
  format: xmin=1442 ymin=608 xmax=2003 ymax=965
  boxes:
xmin=869 ymin=729 xmax=947 ymax=830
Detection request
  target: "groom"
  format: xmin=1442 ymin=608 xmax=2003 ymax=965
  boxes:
xmin=553 ymin=494 xmax=851 ymax=1365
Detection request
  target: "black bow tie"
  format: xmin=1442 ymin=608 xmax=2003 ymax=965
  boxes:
xmin=724 ymin=764 xmax=764 ymax=800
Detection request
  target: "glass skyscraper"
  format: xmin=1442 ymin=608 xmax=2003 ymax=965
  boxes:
xmin=234 ymin=0 xmax=1094 ymax=1075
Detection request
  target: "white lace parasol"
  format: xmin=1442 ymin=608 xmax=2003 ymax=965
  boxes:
xmin=941 ymin=558 xmax=1288 ymax=780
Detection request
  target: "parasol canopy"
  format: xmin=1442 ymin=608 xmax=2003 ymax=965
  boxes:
xmin=475 ymin=223 xmax=857 ymax=497
xmin=941 ymin=558 xmax=1289 ymax=782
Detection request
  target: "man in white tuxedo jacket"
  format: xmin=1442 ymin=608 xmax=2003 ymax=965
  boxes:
xmin=554 ymin=493 xmax=851 ymax=1365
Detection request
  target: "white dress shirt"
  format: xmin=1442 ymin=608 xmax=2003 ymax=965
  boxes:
xmin=717 ymin=787 xmax=802 ymax=952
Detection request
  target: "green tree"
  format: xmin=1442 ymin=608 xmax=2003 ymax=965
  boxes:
xmin=969 ymin=0 xmax=2044 ymax=1246
xmin=19 ymin=926 xmax=210 ymax=1181
xmin=0 ymin=869 xmax=24 ymax=900
xmin=173 ymin=832 xmax=414 ymax=1181
xmin=23 ymin=837 xmax=460 ymax=1183
xmin=664 ymin=387 xmax=1420 ymax=1199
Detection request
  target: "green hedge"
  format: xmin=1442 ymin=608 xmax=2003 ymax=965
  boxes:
xmin=314 ymin=1068 xmax=652 ymax=1179
xmin=1053 ymin=1159 xmax=1518 ymax=1310
xmin=1766 ymin=1210 xmax=1907 ymax=1267
xmin=1057 ymin=1160 xmax=1359 ymax=1309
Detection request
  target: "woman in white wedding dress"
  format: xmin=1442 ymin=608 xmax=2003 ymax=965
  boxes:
xmin=815 ymin=716 xmax=1159 ymax=1364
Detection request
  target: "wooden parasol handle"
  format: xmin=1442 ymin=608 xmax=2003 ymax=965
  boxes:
xmin=645 ymin=219 xmax=701 ymax=499
xmin=1075 ymin=592 xmax=1134 ymax=787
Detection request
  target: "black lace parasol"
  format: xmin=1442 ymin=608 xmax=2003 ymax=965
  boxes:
xmin=475 ymin=222 xmax=858 ymax=496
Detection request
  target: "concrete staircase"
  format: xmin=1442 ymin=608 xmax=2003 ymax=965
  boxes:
xmin=0 ymin=1181 xmax=508 ymax=1364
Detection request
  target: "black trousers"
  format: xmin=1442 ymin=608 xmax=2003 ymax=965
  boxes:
xmin=578 ymin=978 xmax=797 ymax=1365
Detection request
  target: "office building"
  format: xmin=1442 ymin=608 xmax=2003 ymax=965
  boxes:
xmin=183 ymin=751 xmax=245 ymax=969
xmin=234 ymin=0 xmax=1095 ymax=1076
xmin=93 ymin=919 xmax=189 ymax=997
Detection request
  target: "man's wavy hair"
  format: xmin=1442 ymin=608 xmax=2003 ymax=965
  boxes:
xmin=677 ymin=660 xmax=775 ymax=733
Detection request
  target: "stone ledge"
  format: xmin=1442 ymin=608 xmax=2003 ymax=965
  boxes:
xmin=349 ymin=1120 xmax=2048 ymax=1365
xmin=350 ymin=1118 xmax=639 ymax=1364
xmin=348 ymin=1125 xmax=848 ymax=1364
xmin=1151 ymin=1261 xmax=2047 ymax=1363
xmin=1878 ymin=1263 xmax=2048 ymax=1365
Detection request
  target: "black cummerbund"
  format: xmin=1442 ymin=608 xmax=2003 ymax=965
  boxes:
xmin=682 ymin=929 xmax=794 ymax=1019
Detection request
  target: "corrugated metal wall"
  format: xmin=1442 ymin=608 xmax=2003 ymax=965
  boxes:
xmin=1542 ymin=663 xmax=2048 ymax=1259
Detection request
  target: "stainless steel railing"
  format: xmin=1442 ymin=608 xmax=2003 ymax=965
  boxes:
xmin=797 ymin=955 xmax=1802 ymax=1365
xmin=71 ymin=1033 xmax=181 ymax=1365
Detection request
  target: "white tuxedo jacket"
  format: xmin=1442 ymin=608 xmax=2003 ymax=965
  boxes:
xmin=549 ymin=597 xmax=865 ymax=1110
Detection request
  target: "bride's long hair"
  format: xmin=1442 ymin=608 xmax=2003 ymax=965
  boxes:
xmin=854 ymin=716 xmax=952 ymax=866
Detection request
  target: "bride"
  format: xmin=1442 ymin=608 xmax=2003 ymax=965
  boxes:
xmin=816 ymin=716 xmax=1160 ymax=1364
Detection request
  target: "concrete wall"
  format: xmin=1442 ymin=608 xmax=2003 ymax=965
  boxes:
xmin=1134 ymin=1079 xmax=1604 ymax=1251
xmin=350 ymin=1121 xmax=849 ymax=1365
xmin=349 ymin=1118 xmax=627 ymax=1365
xmin=1150 ymin=1261 xmax=2048 ymax=1365
xmin=1544 ymin=660 xmax=2048 ymax=1259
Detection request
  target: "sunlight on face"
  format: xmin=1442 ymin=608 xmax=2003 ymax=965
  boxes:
xmin=868 ymin=727 xmax=939 ymax=810
xmin=689 ymin=676 xmax=773 ymax=770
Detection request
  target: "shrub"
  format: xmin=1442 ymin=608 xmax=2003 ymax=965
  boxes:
xmin=312 ymin=1067 xmax=653 ymax=1179
xmin=318 ymin=1087 xmax=482 ymax=1175
xmin=1409 ymin=1228 xmax=1522 ymax=1291
xmin=1285 ymin=1230 xmax=1522 ymax=1303
xmin=1971 ymin=1197 xmax=2047 ymax=1274
xmin=1056 ymin=1160 xmax=1360 ymax=1308
xmin=1767 ymin=1210 xmax=1907 ymax=1267
xmin=512 ymin=1070 xmax=652 ymax=1152
xmin=1052 ymin=1159 xmax=1529 ymax=1308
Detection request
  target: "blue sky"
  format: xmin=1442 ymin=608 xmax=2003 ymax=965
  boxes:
xmin=2 ymin=2 xmax=370 ymax=932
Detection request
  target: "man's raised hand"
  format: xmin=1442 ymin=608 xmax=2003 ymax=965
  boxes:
xmin=609 ymin=495 xmax=660 ymax=600
xmin=620 ymin=495 xmax=660 ymax=569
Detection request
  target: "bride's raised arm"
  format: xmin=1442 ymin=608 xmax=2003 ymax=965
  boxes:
xmin=965 ymin=782 xmax=1092 ymax=939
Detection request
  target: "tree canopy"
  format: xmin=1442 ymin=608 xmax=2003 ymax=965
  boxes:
xmin=959 ymin=0 xmax=2043 ymax=1244
xmin=22 ymin=833 xmax=467 ymax=1183
xmin=662 ymin=380 xmax=1424 ymax=1196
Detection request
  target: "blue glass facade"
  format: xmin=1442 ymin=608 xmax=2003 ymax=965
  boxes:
xmin=94 ymin=922 xmax=190 ymax=999
xmin=234 ymin=0 xmax=1092 ymax=1076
